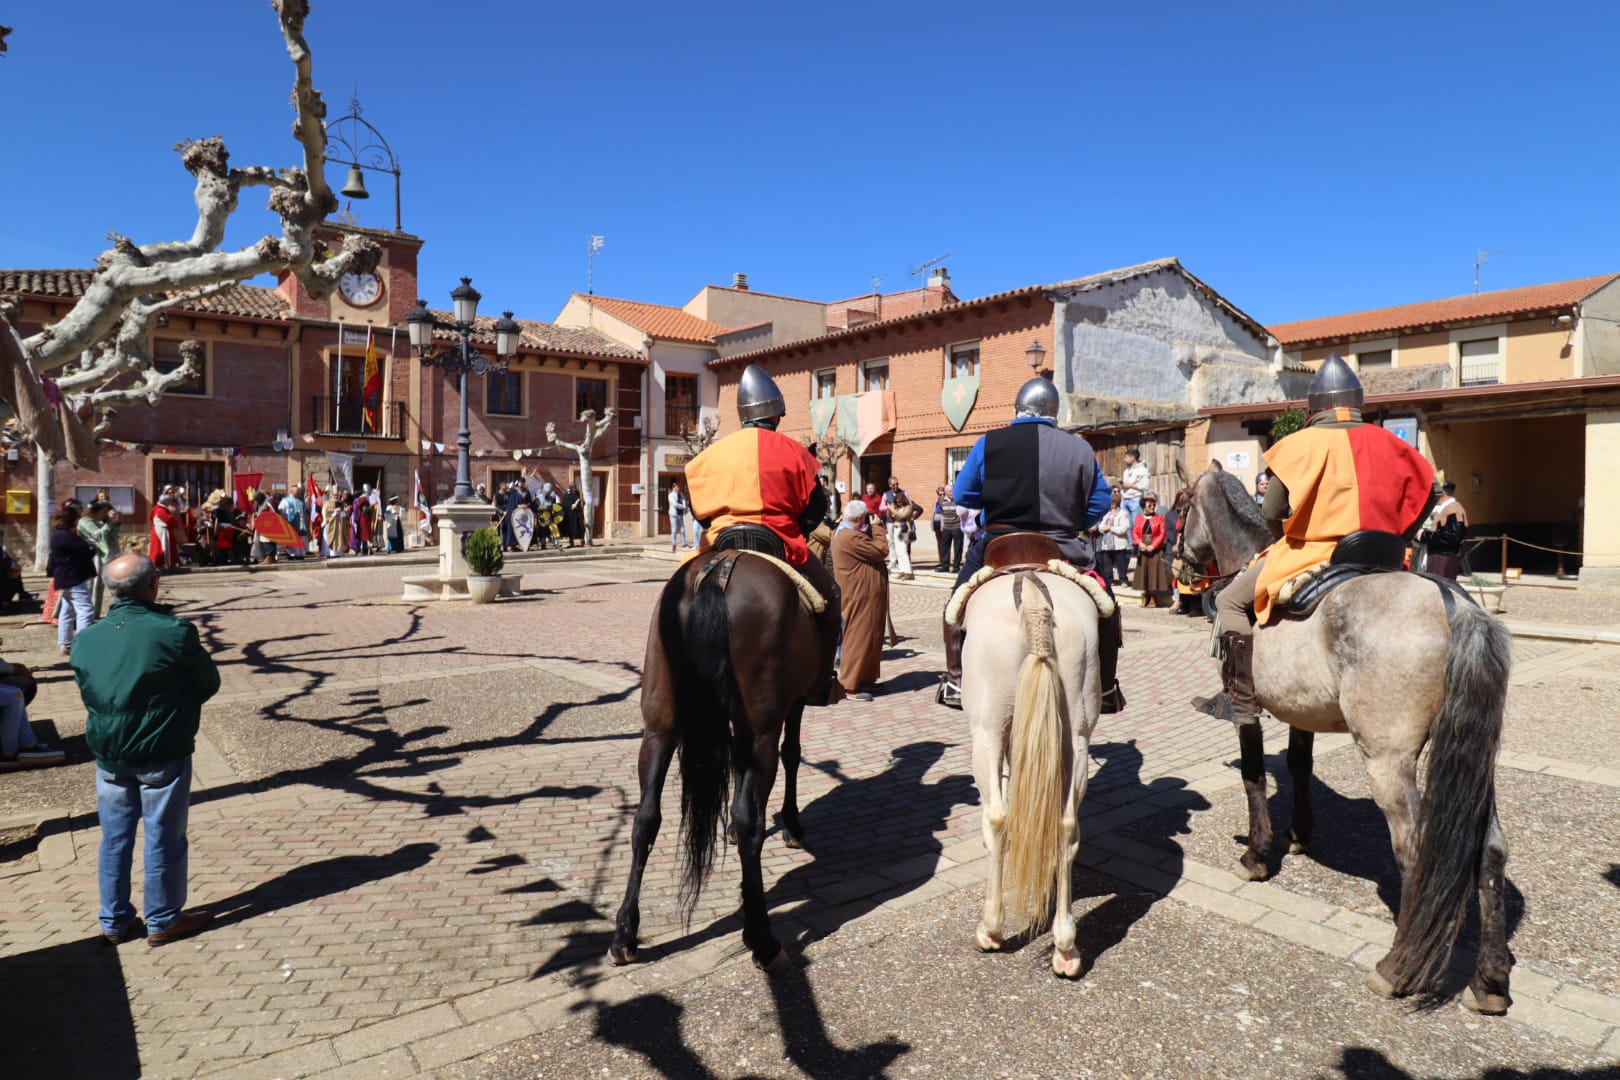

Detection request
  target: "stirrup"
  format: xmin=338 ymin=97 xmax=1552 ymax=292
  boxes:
xmin=1100 ymin=681 xmax=1126 ymax=715
xmin=936 ymin=678 xmax=962 ymax=710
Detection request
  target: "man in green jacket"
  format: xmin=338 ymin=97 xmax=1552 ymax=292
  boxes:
xmin=71 ymin=553 xmax=220 ymax=946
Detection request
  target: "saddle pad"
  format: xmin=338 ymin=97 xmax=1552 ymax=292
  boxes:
xmin=694 ymin=550 xmax=827 ymax=615
xmin=946 ymin=560 xmax=1116 ymax=627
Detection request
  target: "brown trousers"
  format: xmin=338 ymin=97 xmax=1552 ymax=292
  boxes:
xmin=1215 ymin=556 xmax=1265 ymax=639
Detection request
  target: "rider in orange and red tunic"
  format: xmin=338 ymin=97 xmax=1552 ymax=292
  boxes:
xmin=1196 ymin=354 xmax=1439 ymax=724
xmin=684 ymin=364 xmax=842 ymax=705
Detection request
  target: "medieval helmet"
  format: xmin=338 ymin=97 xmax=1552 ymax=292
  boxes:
xmin=736 ymin=363 xmax=786 ymax=426
xmin=1307 ymin=353 xmax=1364 ymax=414
xmin=1013 ymin=376 xmax=1060 ymax=420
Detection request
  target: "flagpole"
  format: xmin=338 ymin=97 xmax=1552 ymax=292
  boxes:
xmin=335 ymin=316 xmax=345 ymax=434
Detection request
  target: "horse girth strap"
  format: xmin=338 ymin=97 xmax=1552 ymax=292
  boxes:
xmin=692 ymin=550 xmax=827 ymax=615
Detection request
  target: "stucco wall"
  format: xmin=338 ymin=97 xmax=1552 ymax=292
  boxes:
xmin=1584 ymin=411 xmax=1620 ymax=581
xmin=1579 ymin=280 xmax=1620 ymax=377
xmin=1053 ymin=268 xmax=1272 ymax=409
xmin=1426 ymin=416 xmax=1583 ymax=524
xmin=686 ymin=287 xmax=827 ymax=345
xmin=1505 ymin=322 xmax=1575 ymax=383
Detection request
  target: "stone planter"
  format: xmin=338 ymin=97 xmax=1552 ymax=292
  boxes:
xmin=466 ymin=575 xmax=503 ymax=604
xmin=1465 ymin=583 xmax=1505 ymax=614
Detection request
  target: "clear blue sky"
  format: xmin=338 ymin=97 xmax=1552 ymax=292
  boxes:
xmin=4 ymin=2 xmax=1617 ymax=326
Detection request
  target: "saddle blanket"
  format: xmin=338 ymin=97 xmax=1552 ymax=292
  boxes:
xmin=694 ymin=549 xmax=827 ymax=615
xmin=945 ymin=561 xmax=1116 ymax=628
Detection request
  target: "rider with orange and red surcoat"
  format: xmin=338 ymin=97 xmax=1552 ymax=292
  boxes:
xmin=683 ymin=364 xmax=842 ymax=706
xmin=1194 ymin=354 xmax=1440 ymax=724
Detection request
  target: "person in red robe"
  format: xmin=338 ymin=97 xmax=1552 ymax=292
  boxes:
xmin=148 ymin=496 xmax=181 ymax=569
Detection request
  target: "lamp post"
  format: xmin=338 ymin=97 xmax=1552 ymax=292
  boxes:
xmin=404 ymin=279 xmax=521 ymax=502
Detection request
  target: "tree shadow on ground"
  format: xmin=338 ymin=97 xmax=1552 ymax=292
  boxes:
xmin=1604 ymin=863 xmax=1619 ymax=890
xmin=1335 ymin=1047 xmax=1618 ymax=1079
xmin=587 ymin=962 xmax=909 ymax=1080
xmin=0 ymin=841 xmax=438 ymax=1080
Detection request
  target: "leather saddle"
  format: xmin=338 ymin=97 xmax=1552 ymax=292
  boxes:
xmin=1285 ymin=529 xmax=1474 ymax=615
xmin=712 ymin=522 xmax=785 ymax=561
xmin=984 ymin=531 xmax=1063 ymax=573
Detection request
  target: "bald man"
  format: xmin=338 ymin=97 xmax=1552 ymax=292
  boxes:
xmin=71 ymin=554 xmax=220 ymax=945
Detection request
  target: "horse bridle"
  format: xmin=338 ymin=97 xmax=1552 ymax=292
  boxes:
xmin=1170 ymin=485 xmax=1239 ymax=590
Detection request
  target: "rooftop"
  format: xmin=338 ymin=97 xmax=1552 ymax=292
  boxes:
xmin=1269 ymin=273 xmax=1620 ymax=346
xmin=2 ymin=268 xmax=291 ymax=321
xmin=427 ymin=311 xmax=638 ymax=360
xmin=572 ymin=294 xmax=733 ymax=345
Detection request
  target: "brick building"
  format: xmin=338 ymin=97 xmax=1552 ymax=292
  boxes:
xmin=1 ymin=225 xmax=646 ymax=555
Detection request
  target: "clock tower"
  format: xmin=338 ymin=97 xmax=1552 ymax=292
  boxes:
xmin=275 ymin=224 xmax=423 ymax=327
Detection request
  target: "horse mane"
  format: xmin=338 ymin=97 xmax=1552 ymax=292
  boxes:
xmin=1204 ymin=469 xmax=1270 ymax=542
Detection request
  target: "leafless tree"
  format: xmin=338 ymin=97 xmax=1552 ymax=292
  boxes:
xmin=546 ymin=408 xmax=616 ymax=544
xmin=804 ymin=431 xmax=853 ymax=477
xmin=0 ymin=1 xmax=380 ymax=566
xmin=678 ymin=415 xmax=719 ymax=457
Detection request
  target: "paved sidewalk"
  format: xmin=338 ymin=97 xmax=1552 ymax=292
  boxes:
xmin=2 ymin=558 xmax=1617 ymax=1077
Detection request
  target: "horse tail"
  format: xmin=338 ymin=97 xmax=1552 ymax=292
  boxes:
xmin=675 ymin=569 xmax=736 ymax=917
xmin=1381 ymin=595 xmax=1511 ymax=1002
xmin=1001 ymin=572 xmax=1068 ymax=934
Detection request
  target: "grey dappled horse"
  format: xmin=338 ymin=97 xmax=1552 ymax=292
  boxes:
xmin=1175 ymin=470 xmax=1513 ymax=1013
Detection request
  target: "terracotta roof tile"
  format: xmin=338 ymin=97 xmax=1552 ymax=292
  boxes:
xmin=1269 ymin=273 xmax=1620 ymax=345
xmin=1 ymin=267 xmax=291 ymax=320
xmin=574 ymin=294 xmax=732 ymax=344
xmin=429 ymin=310 xmax=637 ymax=360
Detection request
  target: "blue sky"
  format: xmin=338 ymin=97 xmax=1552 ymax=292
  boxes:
xmin=3 ymin=2 xmax=1616 ymax=326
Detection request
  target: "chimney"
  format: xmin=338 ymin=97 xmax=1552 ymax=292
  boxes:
xmin=927 ymin=266 xmax=950 ymax=290
xmin=732 ymin=273 xmax=749 ymax=291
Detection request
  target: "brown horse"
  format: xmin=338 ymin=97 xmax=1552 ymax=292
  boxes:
xmin=609 ymin=552 xmax=830 ymax=972
xmin=1174 ymin=469 xmax=1513 ymax=1013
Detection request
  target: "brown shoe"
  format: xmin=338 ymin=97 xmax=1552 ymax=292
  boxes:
xmin=147 ymin=910 xmax=212 ymax=947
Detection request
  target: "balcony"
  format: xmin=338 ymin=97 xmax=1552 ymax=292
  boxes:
xmin=1459 ymin=361 xmax=1500 ymax=387
xmin=311 ymin=396 xmax=406 ymax=439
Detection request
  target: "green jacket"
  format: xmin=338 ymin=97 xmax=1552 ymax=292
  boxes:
xmin=71 ymin=599 xmax=220 ymax=773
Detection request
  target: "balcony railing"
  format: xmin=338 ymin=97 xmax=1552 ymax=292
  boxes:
xmin=1459 ymin=361 xmax=1500 ymax=387
xmin=311 ymin=396 xmax=405 ymax=439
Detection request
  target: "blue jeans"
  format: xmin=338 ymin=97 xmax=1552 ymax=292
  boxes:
xmin=672 ymin=512 xmax=689 ymax=548
xmin=57 ymin=581 xmax=96 ymax=646
xmin=1122 ymin=499 xmax=1143 ymax=530
xmin=97 ymin=757 xmax=192 ymax=935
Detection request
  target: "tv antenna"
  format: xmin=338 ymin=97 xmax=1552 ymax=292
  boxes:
xmin=587 ymin=235 xmax=605 ymax=295
xmin=870 ymin=275 xmax=883 ymax=294
xmin=910 ymin=251 xmax=951 ymax=278
xmin=1474 ymin=249 xmax=1508 ymax=293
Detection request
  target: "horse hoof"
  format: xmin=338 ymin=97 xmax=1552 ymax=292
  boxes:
xmin=783 ymin=834 xmax=804 ymax=850
xmin=725 ymin=828 xmax=738 ymax=847
xmin=975 ymin=927 xmax=1003 ymax=952
xmin=755 ymin=948 xmax=792 ymax=975
xmin=1233 ymin=859 xmax=1268 ymax=882
xmin=1365 ymin=967 xmax=1399 ymax=998
xmin=1051 ymin=950 xmax=1083 ymax=979
xmin=1462 ymin=986 xmax=1510 ymax=1015
xmin=608 ymin=945 xmax=637 ymax=966
xmin=1288 ymin=840 xmax=1309 ymax=855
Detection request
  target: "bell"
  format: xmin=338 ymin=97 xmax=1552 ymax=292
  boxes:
xmin=340 ymin=166 xmax=370 ymax=200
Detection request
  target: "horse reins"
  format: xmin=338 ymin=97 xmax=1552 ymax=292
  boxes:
xmin=1170 ymin=492 xmax=1240 ymax=590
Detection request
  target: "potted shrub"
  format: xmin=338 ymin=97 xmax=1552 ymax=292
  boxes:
xmin=464 ymin=526 xmax=504 ymax=604
xmin=1463 ymin=573 xmax=1506 ymax=614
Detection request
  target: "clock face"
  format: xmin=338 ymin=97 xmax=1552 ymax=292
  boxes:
xmin=339 ymin=271 xmax=383 ymax=307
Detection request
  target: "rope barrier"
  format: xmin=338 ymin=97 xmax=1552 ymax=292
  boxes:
xmin=1467 ymin=534 xmax=1619 ymax=560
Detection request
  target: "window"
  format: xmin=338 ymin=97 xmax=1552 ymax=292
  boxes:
xmin=947 ymin=341 xmax=980 ymax=379
xmin=575 ymin=377 xmax=609 ymax=417
xmin=946 ymin=446 xmax=971 ymax=486
xmin=152 ymin=338 xmax=206 ymax=395
xmin=813 ymin=368 xmax=837 ymax=399
xmin=862 ymin=359 xmax=890 ymax=392
xmin=1459 ymin=339 xmax=1499 ymax=386
xmin=486 ymin=370 xmax=523 ymax=416
xmin=152 ymin=460 xmax=225 ymax=509
xmin=1357 ymin=349 xmax=1392 ymax=371
xmin=75 ymin=484 xmax=137 ymax=515
xmin=665 ymin=373 xmax=698 ymax=435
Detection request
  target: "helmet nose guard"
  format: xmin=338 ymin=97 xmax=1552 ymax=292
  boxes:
xmin=737 ymin=363 xmax=786 ymax=425
xmin=1013 ymin=377 xmax=1061 ymax=420
xmin=1306 ymin=353 xmax=1364 ymax=414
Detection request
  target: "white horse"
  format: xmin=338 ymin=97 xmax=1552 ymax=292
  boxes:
xmin=953 ymin=565 xmax=1108 ymax=978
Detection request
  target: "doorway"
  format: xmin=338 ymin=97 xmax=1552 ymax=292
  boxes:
xmin=353 ymin=465 xmax=385 ymax=498
xmin=858 ymin=454 xmax=891 ymax=502
xmin=656 ymin=471 xmax=682 ymax=535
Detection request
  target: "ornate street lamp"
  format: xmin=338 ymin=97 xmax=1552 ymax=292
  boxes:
xmin=405 ymin=278 xmax=520 ymax=501
xmin=1025 ymin=339 xmax=1048 ymax=374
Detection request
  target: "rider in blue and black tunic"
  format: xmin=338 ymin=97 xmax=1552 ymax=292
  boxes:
xmin=939 ymin=376 xmax=1126 ymax=712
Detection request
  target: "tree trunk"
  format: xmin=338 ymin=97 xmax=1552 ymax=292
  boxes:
xmin=33 ymin=448 xmax=55 ymax=572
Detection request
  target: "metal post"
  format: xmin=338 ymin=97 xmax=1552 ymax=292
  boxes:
xmin=454 ymin=327 xmax=474 ymax=500
xmin=1500 ymin=535 xmax=1508 ymax=586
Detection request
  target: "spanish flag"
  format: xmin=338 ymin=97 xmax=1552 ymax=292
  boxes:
xmin=362 ymin=326 xmax=383 ymax=433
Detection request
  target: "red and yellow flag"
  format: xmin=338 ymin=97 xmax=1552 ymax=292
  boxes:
xmin=362 ymin=326 xmax=383 ymax=432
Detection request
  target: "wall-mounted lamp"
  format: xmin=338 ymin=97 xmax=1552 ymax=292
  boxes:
xmin=1025 ymin=339 xmax=1047 ymax=373
xmin=1551 ymin=314 xmax=1574 ymax=328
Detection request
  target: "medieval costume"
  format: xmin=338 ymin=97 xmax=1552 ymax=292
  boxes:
xmin=350 ymin=490 xmax=374 ymax=555
xmin=560 ymin=484 xmax=584 ymax=547
xmin=323 ymin=493 xmax=349 ymax=556
xmin=384 ymin=496 xmax=405 ymax=554
xmin=831 ymin=503 xmax=889 ymax=699
xmin=149 ymin=500 xmax=180 ymax=570
xmin=1131 ymin=499 xmax=1171 ymax=604
xmin=1198 ymin=354 xmax=1438 ymax=724
xmin=941 ymin=376 xmax=1124 ymax=711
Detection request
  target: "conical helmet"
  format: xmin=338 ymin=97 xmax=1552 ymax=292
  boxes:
xmin=1307 ymin=353 xmax=1363 ymax=414
xmin=1013 ymin=376 xmax=1060 ymax=420
xmin=736 ymin=363 xmax=786 ymax=425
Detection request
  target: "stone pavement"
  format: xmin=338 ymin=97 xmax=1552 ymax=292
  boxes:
xmin=1 ymin=559 xmax=1618 ymax=1077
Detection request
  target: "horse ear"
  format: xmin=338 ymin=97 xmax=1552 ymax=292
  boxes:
xmin=1174 ymin=459 xmax=1191 ymax=485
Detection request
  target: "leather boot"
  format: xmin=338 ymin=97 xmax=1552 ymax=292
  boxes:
xmin=1192 ymin=630 xmax=1259 ymax=722
xmin=1097 ymin=608 xmax=1126 ymax=714
xmin=938 ymin=616 xmax=964 ymax=709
